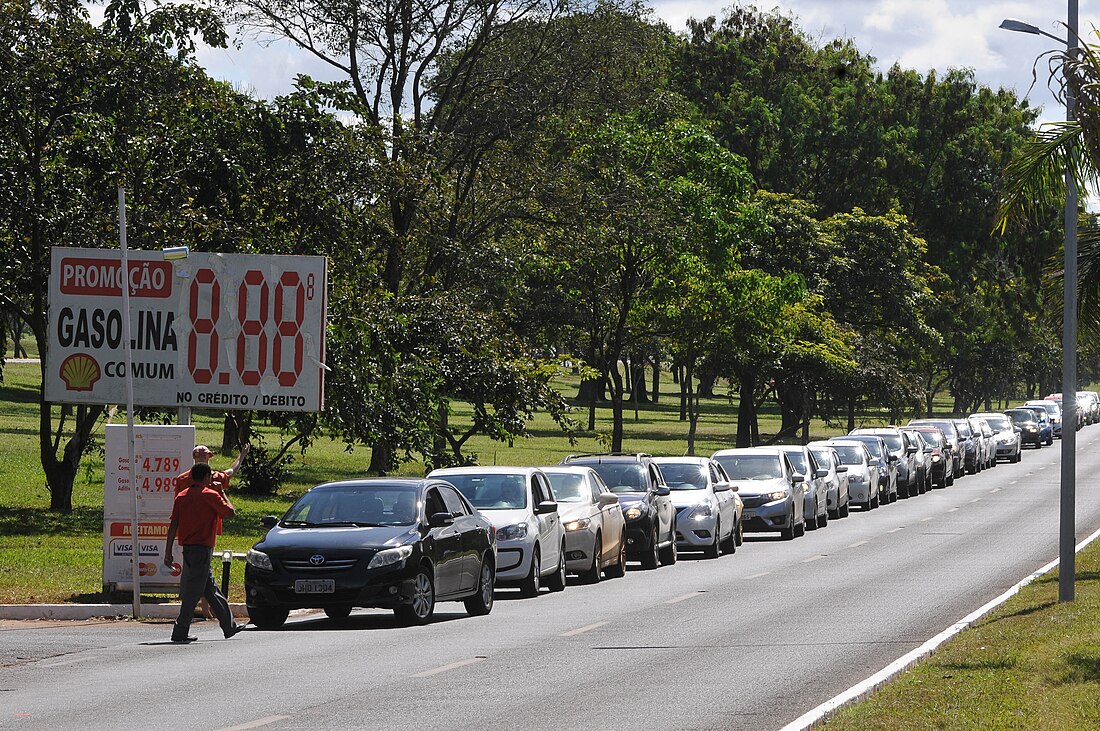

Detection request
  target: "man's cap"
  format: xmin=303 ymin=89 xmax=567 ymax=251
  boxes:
xmin=193 ymin=445 xmax=215 ymax=457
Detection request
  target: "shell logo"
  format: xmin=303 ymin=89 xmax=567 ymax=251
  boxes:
xmin=59 ymin=353 xmax=101 ymax=391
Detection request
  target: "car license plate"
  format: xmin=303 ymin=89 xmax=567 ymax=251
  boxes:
xmin=743 ymin=510 xmax=756 ymax=520
xmin=294 ymin=579 xmax=335 ymax=594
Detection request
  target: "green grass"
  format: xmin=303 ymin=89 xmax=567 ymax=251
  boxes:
xmin=822 ymin=544 xmax=1100 ymax=730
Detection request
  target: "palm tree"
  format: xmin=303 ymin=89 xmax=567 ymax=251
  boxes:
xmin=997 ymin=28 xmax=1100 ymax=335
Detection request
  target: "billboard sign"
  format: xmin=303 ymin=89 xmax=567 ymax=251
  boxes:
xmin=46 ymin=247 xmax=328 ymax=412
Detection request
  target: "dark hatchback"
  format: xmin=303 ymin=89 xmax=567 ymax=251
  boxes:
xmin=245 ymin=479 xmax=496 ymax=629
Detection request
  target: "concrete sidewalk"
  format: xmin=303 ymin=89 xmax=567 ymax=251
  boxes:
xmin=0 ymin=603 xmax=249 ymax=620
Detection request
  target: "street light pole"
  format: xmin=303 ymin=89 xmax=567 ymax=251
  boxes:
xmin=1000 ymin=4 xmax=1079 ymax=602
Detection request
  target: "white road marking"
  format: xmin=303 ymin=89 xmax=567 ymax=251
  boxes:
xmin=666 ymin=591 xmax=705 ymax=604
xmin=947 ymin=507 xmax=960 ymax=512
xmin=39 ymin=656 xmax=94 ymax=668
xmin=215 ymin=716 xmax=291 ymax=731
xmin=887 ymin=527 xmax=904 ymax=534
xmin=847 ymin=540 xmax=868 ymax=548
xmin=969 ymin=498 xmax=982 ymax=504
xmin=412 ymin=657 xmax=485 ymax=678
xmin=801 ymin=555 xmax=826 ymax=563
xmin=989 ymin=488 xmax=1001 ymax=494
xmin=745 ymin=572 xmax=771 ymax=579
xmin=1010 ymin=481 xmax=1018 ymax=485
xmin=920 ymin=517 xmax=934 ymax=522
xmin=560 ymin=621 xmax=608 ymax=637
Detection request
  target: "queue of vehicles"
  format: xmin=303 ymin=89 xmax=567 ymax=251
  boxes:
xmin=241 ymin=392 xmax=1099 ymax=629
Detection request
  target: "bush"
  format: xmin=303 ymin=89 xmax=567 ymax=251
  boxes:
xmin=236 ymin=442 xmax=293 ymax=495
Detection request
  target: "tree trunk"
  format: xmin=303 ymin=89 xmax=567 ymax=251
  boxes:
xmin=368 ymin=441 xmax=394 ymax=475
xmin=678 ymin=364 xmax=688 ymax=422
xmin=650 ymin=356 xmax=660 ymax=403
xmin=847 ymin=397 xmax=856 ymax=434
xmin=609 ymin=363 xmax=625 ymax=452
xmin=736 ymin=372 xmax=756 ymax=448
xmin=685 ymin=360 xmax=699 ymax=456
xmin=629 ymin=359 xmax=649 ymax=403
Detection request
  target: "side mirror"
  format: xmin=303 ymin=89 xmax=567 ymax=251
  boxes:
xmin=428 ymin=512 xmax=454 ymax=528
xmin=598 ymin=493 xmax=620 ymax=508
xmin=791 ymin=474 xmax=805 ymax=484
xmin=655 ymin=486 xmax=671 ymax=497
xmin=261 ymin=515 xmax=278 ymax=528
xmin=836 ymin=465 xmax=848 ymax=473
xmin=815 ymin=469 xmax=828 ymax=479
xmin=535 ymin=500 xmax=558 ymax=515
xmin=713 ymin=482 xmax=731 ymax=492
xmin=888 ymin=454 xmax=899 ymax=462
xmin=906 ymin=446 xmax=917 ymax=455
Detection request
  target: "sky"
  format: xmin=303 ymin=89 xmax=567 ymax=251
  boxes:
xmin=180 ymin=0 xmax=1100 ymax=124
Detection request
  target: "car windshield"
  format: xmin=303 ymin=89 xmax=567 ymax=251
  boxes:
xmin=284 ymin=484 xmax=419 ymax=527
xmin=809 ymin=449 xmax=833 ymax=469
xmin=913 ymin=421 xmax=956 ymax=439
xmin=876 ymin=434 xmax=903 ymax=451
xmin=545 ymin=473 xmax=588 ymax=503
xmin=584 ymin=463 xmax=648 ymax=494
xmin=443 ymin=473 xmax=528 ymax=509
xmin=954 ymin=422 xmax=972 ymax=438
xmin=658 ymin=463 xmax=707 ymax=490
xmin=850 ymin=437 xmax=884 ymax=459
xmin=1008 ymin=411 xmax=1036 ymax=425
xmin=982 ymin=415 xmax=1011 ymax=431
xmin=916 ymin=431 xmax=943 ymax=448
xmin=714 ymin=454 xmax=783 ymax=480
xmin=829 ymin=445 xmax=865 ymax=465
xmin=781 ymin=450 xmax=808 ymax=473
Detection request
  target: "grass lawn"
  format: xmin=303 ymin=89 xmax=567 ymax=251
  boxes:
xmin=822 ymin=541 xmax=1100 ymax=730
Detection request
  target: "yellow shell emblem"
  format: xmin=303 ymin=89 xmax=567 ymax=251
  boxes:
xmin=60 ymin=353 xmax=101 ymax=391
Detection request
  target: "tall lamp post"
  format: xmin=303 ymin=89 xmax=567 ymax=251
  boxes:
xmin=1000 ymin=4 xmax=1079 ymax=602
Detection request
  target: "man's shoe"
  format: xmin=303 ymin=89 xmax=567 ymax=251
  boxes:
xmin=171 ymin=636 xmax=198 ymax=643
xmin=224 ymin=624 xmax=246 ymax=639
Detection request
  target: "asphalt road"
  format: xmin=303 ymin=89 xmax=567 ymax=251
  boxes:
xmin=5 ymin=428 xmax=1100 ymax=731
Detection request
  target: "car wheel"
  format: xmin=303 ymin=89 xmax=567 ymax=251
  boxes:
xmin=323 ymin=604 xmax=353 ymax=620
xmin=794 ymin=516 xmax=806 ymax=537
xmin=720 ymin=519 xmax=738 ymax=553
xmin=870 ymin=492 xmax=880 ymax=509
xmin=805 ymin=500 xmax=818 ymax=530
xmin=735 ymin=520 xmax=744 ymax=546
xmin=395 ymin=568 xmax=435 ymax=625
xmin=704 ymin=519 xmax=721 ymax=559
xmin=817 ymin=505 xmax=828 ymax=529
xmin=579 ymin=533 xmax=602 ymax=584
xmin=659 ymin=530 xmax=677 ymax=566
xmin=519 ymin=546 xmax=541 ymax=597
xmin=839 ymin=499 xmax=850 ymax=518
xmin=463 ymin=556 xmax=495 ymax=616
xmin=247 ymin=606 xmax=288 ymax=630
xmin=546 ymin=543 xmax=567 ymax=592
xmin=641 ymin=528 xmax=660 ymax=570
xmin=780 ymin=509 xmax=796 ymax=540
xmin=606 ymin=532 xmax=627 ymax=578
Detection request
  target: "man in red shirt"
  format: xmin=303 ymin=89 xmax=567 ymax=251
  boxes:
xmin=164 ymin=462 xmax=246 ymax=643
xmin=175 ymin=443 xmax=248 ymax=494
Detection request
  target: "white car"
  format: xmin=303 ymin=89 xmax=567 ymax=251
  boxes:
xmin=971 ymin=413 xmax=1020 ymax=463
xmin=776 ymin=445 xmax=829 ymax=530
xmin=652 ymin=457 xmax=742 ymax=557
xmin=824 ymin=440 xmax=880 ymax=510
xmin=541 ymin=466 xmax=627 ymax=582
xmin=807 ymin=443 xmax=851 ymax=519
xmin=712 ymin=447 xmax=806 ymax=540
xmin=429 ymin=466 xmax=566 ymax=598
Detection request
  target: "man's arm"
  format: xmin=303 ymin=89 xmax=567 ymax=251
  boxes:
xmin=214 ymin=491 xmax=236 ymax=520
xmin=164 ymin=516 xmax=179 ymax=567
xmin=224 ymin=442 xmax=250 ymax=478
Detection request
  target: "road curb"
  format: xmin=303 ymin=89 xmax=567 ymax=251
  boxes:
xmin=0 ymin=603 xmax=250 ymax=620
xmin=779 ymin=523 xmax=1100 ymax=730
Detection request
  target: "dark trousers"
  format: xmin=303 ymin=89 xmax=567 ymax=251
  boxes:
xmin=173 ymin=545 xmax=235 ymax=639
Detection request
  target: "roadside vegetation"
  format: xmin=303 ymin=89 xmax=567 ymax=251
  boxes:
xmin=823 ymin=543 xmax=1100 ymax=730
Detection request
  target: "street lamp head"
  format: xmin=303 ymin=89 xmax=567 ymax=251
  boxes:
xmin=163 ymin=246 xmax=190 ymax=260
xmin=999 ymin=18 xmax=1042 ymax=35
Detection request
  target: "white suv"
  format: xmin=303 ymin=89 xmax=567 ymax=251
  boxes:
xmin=430 ymin=466 xmax=566 ymax=598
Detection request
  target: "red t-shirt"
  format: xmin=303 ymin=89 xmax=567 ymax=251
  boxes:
xmin=171 ymin=484 xmax=234 ymax=548
xmin=175 ymin=469 xmax=230 ymax=493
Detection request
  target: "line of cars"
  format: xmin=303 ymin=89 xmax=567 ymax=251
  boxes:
xmin=240 ymin=394 xmax=1099 ymax=628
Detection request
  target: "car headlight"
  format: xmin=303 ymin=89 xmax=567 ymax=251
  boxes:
xmin=496 ymin=523 xmax=529 ymax=540
xmin=1027 ymin=426 xmax=1038 ymax=433
xmin=764 ymin=490 xmax=788 ymax=502
xmin=848 ymin=473 xmax=864 ymax=483
xmin=246 ymin=549 xmax=273 ymax=571
xmin=931 ymin=455 xmax=942 ymax=462
xmin=689 ymin=502 xmax=713 ymax=521
xmin=367 ymin=544 xmax=414 ymax=570
xmin=563 ymin=518 xmax=591 ymax=532
xmin=624 ymin=506 xmax=644 ymax=520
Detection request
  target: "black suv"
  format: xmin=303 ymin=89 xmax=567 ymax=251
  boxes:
xmin=559 ymin=453 xmax=677 ymax=569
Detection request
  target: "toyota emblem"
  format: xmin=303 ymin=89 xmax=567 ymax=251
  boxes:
xmin=309 ymin=554 xmax=326 ymax=566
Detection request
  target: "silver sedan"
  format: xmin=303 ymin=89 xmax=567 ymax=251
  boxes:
xmin=541 ymin=467 xmax=627 ymax=583
xmin=652 ymin=457 xmax=741 ymax=558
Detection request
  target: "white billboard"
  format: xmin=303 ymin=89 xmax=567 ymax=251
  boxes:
xmin=46 ymin=247 xmax=327 ymax=411
xmin=103 ymin=424 xmax=195 ymax=589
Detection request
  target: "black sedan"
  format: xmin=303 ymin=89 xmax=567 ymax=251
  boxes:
xmin=244 ymin=478 xmax=496 ymax=629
